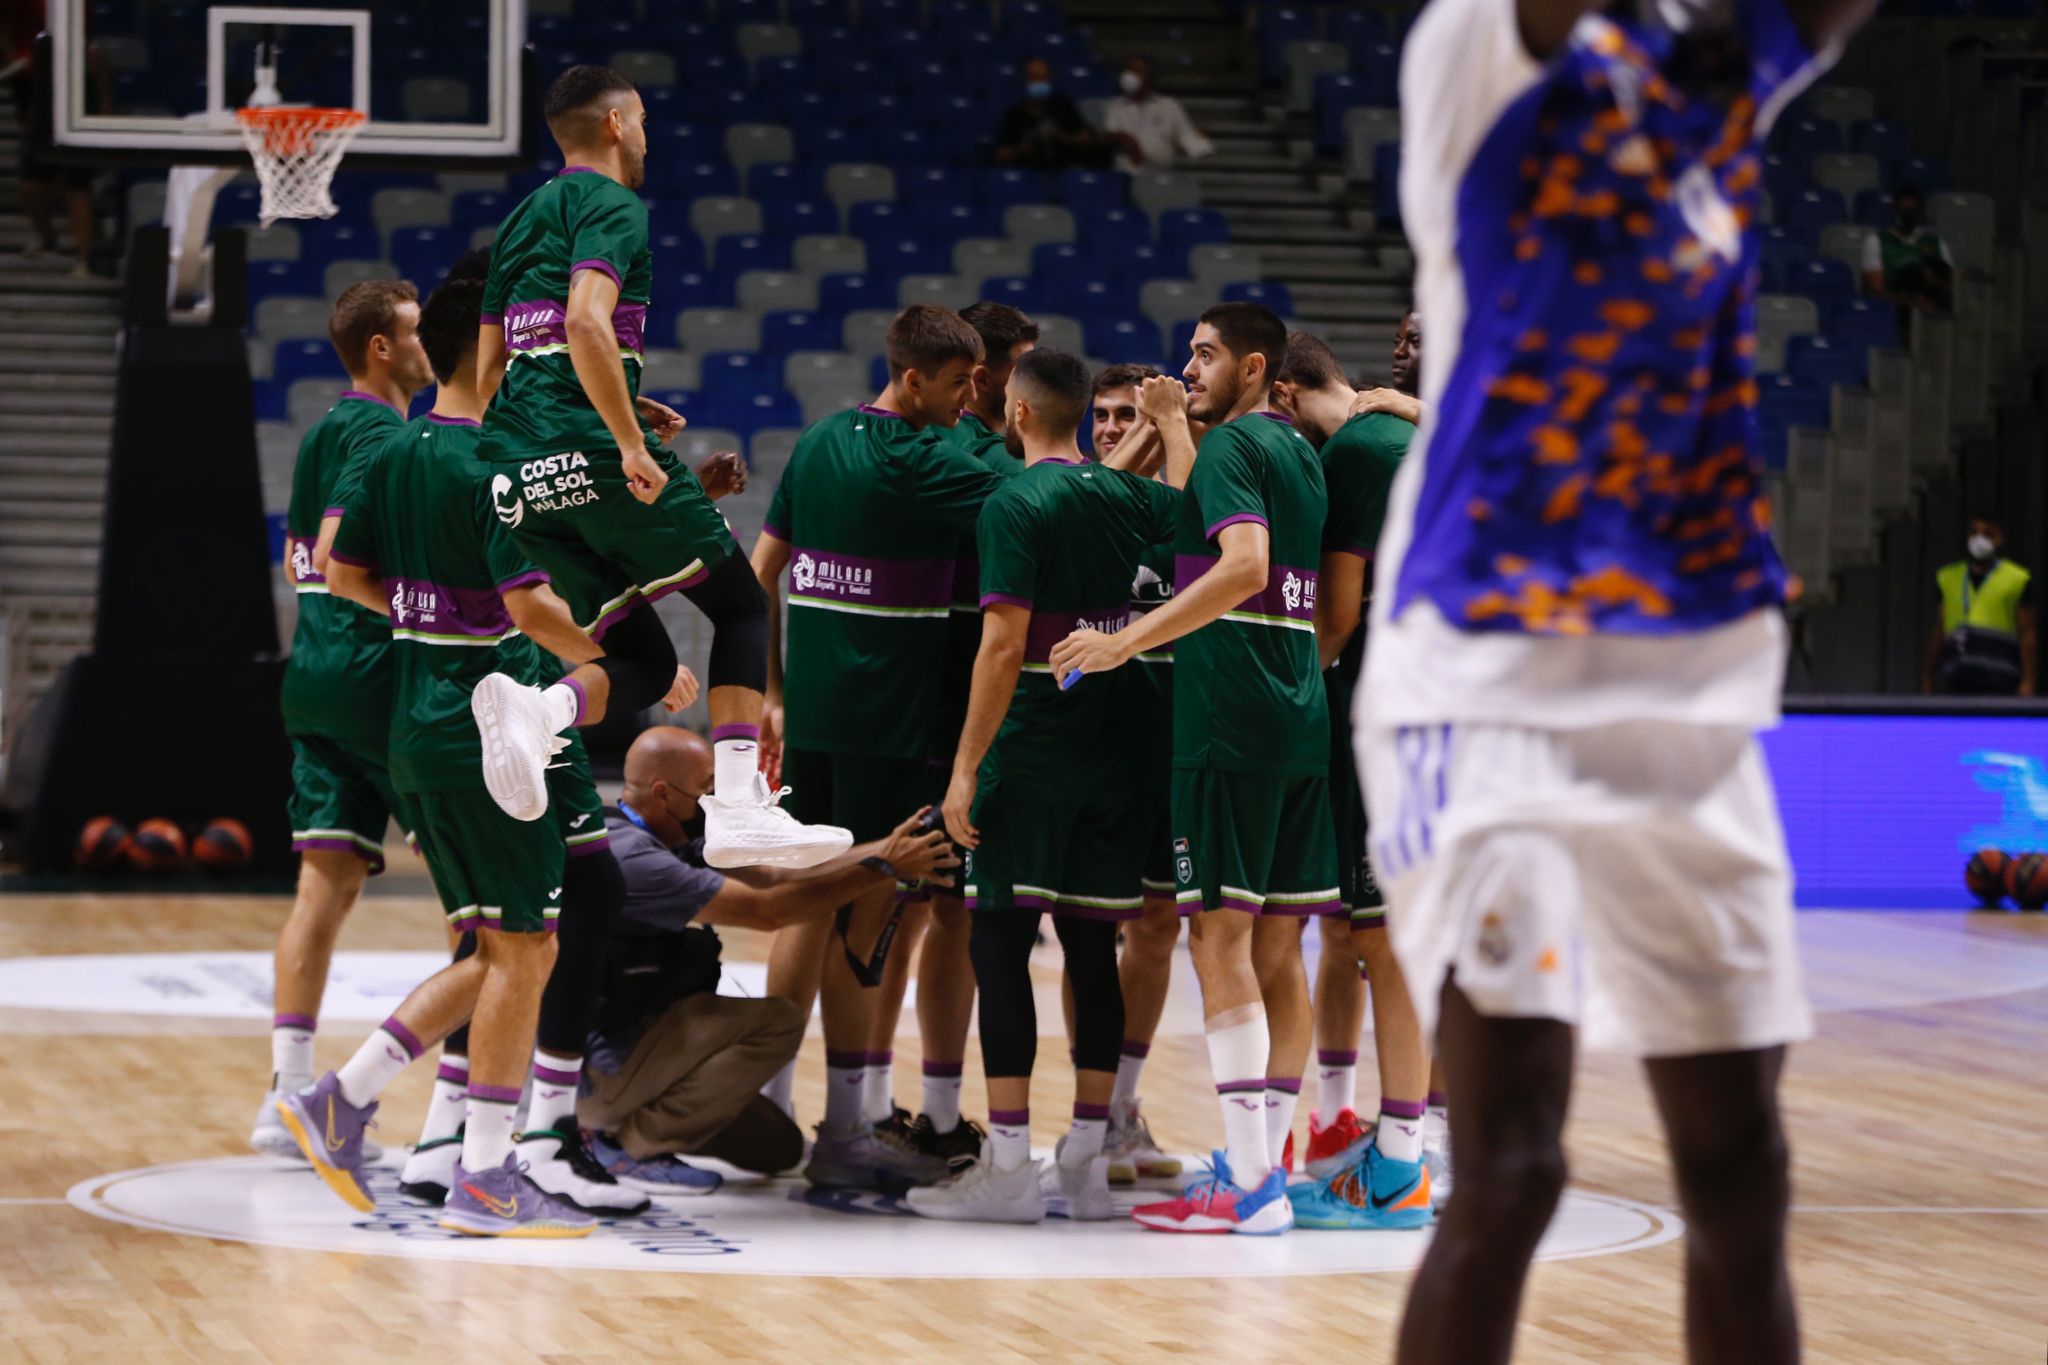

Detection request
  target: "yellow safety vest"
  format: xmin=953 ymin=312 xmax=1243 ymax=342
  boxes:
xmin=1938 ymin=559 xmax=2030 ymax=636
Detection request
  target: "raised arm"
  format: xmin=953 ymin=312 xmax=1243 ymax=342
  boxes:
xmin=1138 ymin=376 xmax=1198 ymax=490
xmin=1049 ymin=520 xmax=1269 ymax=680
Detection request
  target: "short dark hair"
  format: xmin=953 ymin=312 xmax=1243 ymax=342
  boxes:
xmin=1275 ymin=330 xmax=1350 ymax=392
xmin=419 ymin=250 xmax=491 ymax=383
xmin=1196 ymin=301 xmax=1287 ymax=379
xmin=885 ymin=303 xmax=983 ymax=379
xmin=327 ymin=279 xmax=418 ymax=376
xmin=545 ymin=65 xmax=638 ymax=142
xmin=1010 ymin=348 xmax=1092 ymax=433
xmin=1093 ymin=362 xmax=1160 ymax=396
xmin=958 ymin=300 xmax=1040 ymax=366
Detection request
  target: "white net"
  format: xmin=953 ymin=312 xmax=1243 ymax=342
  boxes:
xmin=234 ymin=108 xmax=366 ymax=226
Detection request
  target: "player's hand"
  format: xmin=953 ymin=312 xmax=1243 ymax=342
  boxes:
xmin=661 ymin=666 xmax=700 ymax=713
xmin=759 ymin=702 xmax=784 ymax=786
xmin=1048 ymin=627 xmax=1134 ymax=686
xmin=622 ymin=445 xmax=668 ymax=503
xmin=635 ymin=395 xmax=686 ymax=443
xmin=941 ymin=772 xmax=979 ymax=849
xmin=695 ymin=450 xmax=747 ymax=499
xmin=880 ymin=808 xmax=961 ymax=882
xmin=1138 ymin=374 xmax=1190 ymax=425
xmin=1352 ymin=387 xmax=1423 ymax=424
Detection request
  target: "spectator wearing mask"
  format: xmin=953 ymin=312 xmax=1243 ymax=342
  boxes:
xmin=1101 ymin=56 xmax=1213 ymax=172
xmin=992 ymin=58 xmax=1112 ymax=171
xmin=1862 ymin=187 xmax=1954 ymax=317
xmin=579 ymin=727 xmax=959 ymax=1190
xmin=1924 ymin=517 xmax=2035 ymax=697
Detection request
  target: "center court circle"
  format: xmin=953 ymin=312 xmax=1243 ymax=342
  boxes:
xmin=70 ymin=1156 xmax=1683 ymax=1278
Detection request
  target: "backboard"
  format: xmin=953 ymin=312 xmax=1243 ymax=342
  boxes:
xmin=44 ymin=0 xmax=529 ymax=166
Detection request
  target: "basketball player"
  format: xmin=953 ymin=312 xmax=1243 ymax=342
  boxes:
xmin=1051 ymin=302 xmax=1335 ymax=1235
xmin=1270 ymin=323 xmax=1433 ymax=1231
xmin=1374 ymin=0 xmax=1868 ymax=1353
xmin=907 ymin=349 xmax=1174 ymax=1224
xmin=251 ymin=280 xmax=432 ymax=1158
xmin=465 ymin=64 xmax=848 ymax=871
xmin=750 ymin=305 xmax=1005 ymax=1189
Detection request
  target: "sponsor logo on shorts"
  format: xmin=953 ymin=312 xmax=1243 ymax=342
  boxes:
xmin=569 ymin=814 xmax=591 ymax=829
xmin=515 ymin=451 xmax=601 ymax=515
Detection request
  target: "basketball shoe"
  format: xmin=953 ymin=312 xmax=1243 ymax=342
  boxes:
xmin=440 ymin=1154 xmax=596 ymax=1238
xmin=1303 ymin=1107 xmax=1372 ymax=1182
xmin=254 ymin=1082 xmax=382 ymax=1162
xmin=1104 ymin=1099 xmax=1181 ymax=1184
xmin=398 ymin=1132 xmax=461 ymax=1205
xmin=516 ymin=1123 xmax=651 ymax=1216
xmin=274 ymin=1072 xmax=377 ymax=1213
xmin=805 ymin=1124 xmax=951 ymax=1190
xmin=905 ymin=1146 xmax=1046 ymax=1224
xmin=701 ymin=772 xmax=853 ymax=870
xmin=901 ymin=1112 xmax=986 ymax=1168
xmin=1040 ymin=1137 xmax=1115 ymax=1221
xmin=471 ymin=672 xmax=566 ymax=821
xmin=588 ymin=1132 xmax=724 ymax=1195
xmin=1423 ymin=1124 xmax=1453 ymax=1209
xmin=1131 ymin=1151 xmax=1293 ymax=1235
xmin=1288 ymin=1144 xmax=1432 ymax=1231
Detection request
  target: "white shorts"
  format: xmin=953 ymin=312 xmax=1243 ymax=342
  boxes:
xmin=1358 ymin=721 xmax=1813 ymax=1058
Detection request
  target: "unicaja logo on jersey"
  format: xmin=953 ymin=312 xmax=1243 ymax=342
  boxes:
xmin=1282 ymin=571 xmax=1303 ymax=613
xmin=390 ymin=584 xmax=408 ymax=623
xmin=791 ymin=553 xmax=817 ymax=591
xmin=491 ymin=473 xmax=524 ymax=528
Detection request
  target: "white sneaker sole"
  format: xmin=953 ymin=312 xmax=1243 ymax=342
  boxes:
xmin=906 ymin=1193 xmax=1046 ymax=1224
xmin=702 ymin=826 xmax=853 ymax=870
xmin=472 ymin=672 xmax=548 ymax=822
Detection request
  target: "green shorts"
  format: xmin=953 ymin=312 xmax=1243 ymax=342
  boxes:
xmin=1142 ymin=799 xmax=1176 ymax=901
xmin=408 ymin=785 xmax=565 ymax=935
xmin=1170 ymin=768 xmax=1341 ymax=917
xmin=552 ymin=732 xmax=611 ymax=863
xmin=498 ymin=447 xmax=738 ymax=639
xmin=288 ymin=733 xmax=409 ymax=875
xmin=1330 ymin=711 xmax=1385 ymax=925
xmin=965 ymin=777 xmax=1148 ymax=921
xmin=782 ymin=747 xmax=946 ymax=896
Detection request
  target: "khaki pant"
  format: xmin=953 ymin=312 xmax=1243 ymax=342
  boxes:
xmin=579 ymin=993 xmax=806 ymax=1167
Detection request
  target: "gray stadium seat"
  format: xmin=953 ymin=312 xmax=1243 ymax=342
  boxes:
xmin=247 ymin=339 xmax=276 ymax=382
xmin=897 ymin=274 xmax=976 ymax=309
xmin=371 ymin=188 xmax=451 ymax=246
xmin=749 ymin=428 xmax=804 ymax=480
xmin=469 ymin=225 xmax=497 ymax=250
xmin=1818 ymin=224 xmax=1873 ymax=275
xmin=825 ymin=165 xmax=897 ymax=223
xmin=1754 ymin=294 xmax=1820 ymax=374
xmin=1129 ymin=171 xmax=1201 ymax=218
xmin=1930 ymin=192 xmax=1994 ymax=273
xmin=785 ymin=350 xmax=865 ymax=398
xmin=717 ymin=479 xmax=777 ymax=553
xmin=669 ymin=427 xmax=743 ymax=464
xmin=438 ymin=171 xmax=509 ymax=196
xmin=1807 ymin=86 xmax=1875 ymax=128
xmin=288 ymin=379 xmax=346 ymax=429
xmin=735 ymin=23 xmax=802 ymax=69
xmin=725 ymin=124 xmax=796 ymax=179
xmin=1811 ymin=153 xmax=1880 ymax=200
xmin=1002 ymin=205 xmax=1077 ymax=248
xmin=797 ymin=385 xmax=872 ymax=426
xmin=126 ymin=180 xmax=166 ymax=227
xmin=1188 ymin=244 xmax=1263 ymax=289
xmin=256 ymin=421 xmax=300 ymax=508
xmin=402 ymin=78 xmax=472 ymax=122
xmin=637 ymin=347 xmax=701 ymax=392
xmin=793 ymin=234 xmax=866 ymax=277
xmin=1285 ymin=41 xmax=1349 ymax=111
xmin=610 ymin=51 xmax=678 ymax=88
xmin=1344 ymin=108 xmax=1402 ymax=183
xmin=323 ymin=260 xmax=400 ymax=298
xmin=1034 ymin=315 xmax=1086 ymax=354
xmin=254 ymin=296 xmax=331 ymax=344
xmin=841 ymin=309 xmax=896 ymax=360
xmin=689 ymin=198 xmax=765 ymax=257
xmin=952 ymin=238 xmax=1032 ymax=285
xmin=1140 ymin=279 xmax=1206 ymax=330
xmin=737 ymin=270 xmax=818 ymax=314
xmin=675 ymin=307 xmax=763 ymax=355
xmin=245 ymin=225 xmax=302 ymax=263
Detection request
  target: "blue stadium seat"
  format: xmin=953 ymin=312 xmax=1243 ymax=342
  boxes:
xmin=1889 ymin=155 xmax=1949 ymax=193
xmin=980 ymin=169 xmax=1048 ymax=213
xmin=1784 ymin=257 xmax=1855 ymax=305
xmin=998 ymin=0 xmax=1067 ymax=35
xmin=929 ymin=203 xmax=1004 ymax=242
xmin=215 ymin=183 xmax=266 ymax=227
xmin=1331 ymin=7 xmax=1389 ymax=50
xmin=450 ymin=190 xmax=515 ymax=233
xmin=761 ymin=311 xmax=840 ymax=354
xmin=788 ymin=0 xmax=851 ymax=31
xmin=1782 ymin=189 xmax=1847 ymax=240
xmin=864 ymin=237 xmax=933 ymax=281
xmin=700 ymin=351 xmax=784 ymax=398
xmin=1756 ymin=373 xmax=1830 ymax=430
xmin=1786 ymin=334 xmax=1865 ymax=387
xmin=819 ymin=273 xmax=898 ymax=315
xmin=1059 ymin=170 xmax=1126 ymax=217
xmin=651 ymin=231 xmax=708 ymax=274
xmin=849 ymin=202 xmax=920 ymax=243
xmin=391 ymin=227 xmax=462 ymax=288
xmin=1067 ymin=277 xmax=1140 ymax=319
xmin=933 ymin=0 xmax=996 ymax=29
xmin=979 ymin=276 xmax=1035 ymax=309
xmin=1316 ymin=75 xmax=1369 ymax=153
xmin=1852 ymin=120 xmax=1912 ymax=172
xmin=723 ymin=0 xmax=781 ymax=25
xmin=720 ymin=235 xmax=794 ymax=274
xmin=1112 ymin=244 xmax=1176 ymax=286
xmin=869 ymin=356 xmax=893 ymax=389
xmin=1158 ymin=208 xmax=1232 ymax=258
xmin=1077 ymin=207 xmax=1153 ymax=259
xmin=1761 ymin=154 xmax=1806 ymax=207
xmin=800 ymin=126 xmax=871 ymax=165
xmin=273 ymin=340 xmax=348 ymax=390
xmin=1827 ymin=298 xmax=1898 ymax=354
xmin=762 ymin=197 xmax=837 ymax=238
xmin=749 ymin=162 xmax=825 ymax=203
xmin=1257 ymin=7 xmax=1319 ymax=79
xmin=1352 ymin=42 xmax=1401 ymax=104
xmin=858 ymin=0 xmax=919 ymax=28
xmin=1223 ymin=281 xmax=1294 ymax=315
xmin=656 ymin=162 xmax=741 ymax=200
xmin=902 ymin=168 xmax=973 ymax=214
xmin=246 ymin=261 xmax=322 ymax=304
xmin=1373 ymin=144 xmax=1403 ymax=224
xmin=668 ymin=271 xmax=739 ymax=310
xmin=1167 ymin=318 xmax=1202 ymax=363
xmin=1030 ymin=242 xmax=1087 ymax=284
xmin=650 ymin=123 xmax=718 ymax=167
xmin=1085 ymin=316 xmax=1163 ymax=362
xmin=1773 ymin=116 xmax=1844 ymax=164
xmin=1852 ymin=189 xmax=1895 ymax=227
xmin=293 ymin=223 xmax=378 ymax=269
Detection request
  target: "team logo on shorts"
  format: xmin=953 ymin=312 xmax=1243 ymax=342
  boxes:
xmin=1477 ymin=912 xmax=1511 ymax=966
xmin=490 ymin=474 xmax=524 ymax=529
xmin=1172 ymin=839 xmax=1192 ymax=886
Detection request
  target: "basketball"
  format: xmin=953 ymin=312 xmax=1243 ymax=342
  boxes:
xmin=1965 ymin=848 xmax=2011 ymax=907
xmin=2004 ymin=853 xmax=2048 ymax=910
xmin=192 ymin=819 xmax=254 ymax=872
xmin=126 ymin=819 xmax=189 ymax=874
xmin=74 ymin=817 xmax=133 ymax=872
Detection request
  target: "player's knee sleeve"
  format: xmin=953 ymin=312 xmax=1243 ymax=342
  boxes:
xmin=536 ymin=848 xmax=626 ymax=1055
xmin=1054 ymin=916 xmax=1125 ymax=1074
xmin=969 ymin=912 xmax=1041 ymax=1079
xmin=679 ymin=551 xmax=769 ymax=693
xmin=592 ymin=605 xmax=680 ymax=715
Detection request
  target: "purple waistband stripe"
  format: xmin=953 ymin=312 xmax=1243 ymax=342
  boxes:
xmin=381 ymin=1017 xmax=424 ymax=1061
xmin=273 ymin=1013 xmax=317 ymax=1031
xmin=1265 ymin=1076 xmax=1302 ymax=1095
xmin=921 ymin=1060 xmax=965 ymax=1078
xmin=467 ymin=1083 xmax=524 ymax=1105
xmin=988 ymin=1108 xmax=1030 ymax=1126
xmin=503 ymin=296 xmax=645 ymax=356
xmin=1317 ymin=1049 xmax=1359 ymax=1066
xmin=1174 ymin=555 xmax=1318 ymax=622
xmin=788 ymin=549 xmax=956 ymax=611
xmin=1380 ymin=1098 xmax=1428 ymax=1120
xmin=385 ymin=575 xmax=517 ymax=637
xmin=532 ymin=1063 xmax=581 ymax=1086
xmin=711 ymin=723 xmax=760 ymax=743
xmin=1072 ymin=1102 xmax=1111 ymax=1120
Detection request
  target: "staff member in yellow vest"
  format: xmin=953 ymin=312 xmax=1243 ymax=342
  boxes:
xmin=1924 ymin=517 xmax=2036 ymax=696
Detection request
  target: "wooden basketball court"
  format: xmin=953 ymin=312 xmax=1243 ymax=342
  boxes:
xmin=2 ymin=870 xmax=2044 ymax=1362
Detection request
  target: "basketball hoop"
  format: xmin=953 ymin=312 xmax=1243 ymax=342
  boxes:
xmin=234 ymin=107 xmax=366 ymax=225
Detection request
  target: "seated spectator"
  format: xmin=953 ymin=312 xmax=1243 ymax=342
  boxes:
xmin=1924 ymin=517 xmax=2035 ymax=697
xmin=992 ymin=58 xmax=1112 ymax=171
xmin=1101 ymin=57 xmax=1213 ymax=172
xmin=579 ymin=727 xmax=957 ymax=1188
xmin=1862 ymin=186 xmax=1954 ymax=315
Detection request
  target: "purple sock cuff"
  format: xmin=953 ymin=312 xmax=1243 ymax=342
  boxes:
xmin=711 ymin=722 xmax=760 ymax=743
xmin=922 ymin=1060 xmax=964 ymax=1079
xmin=436 ymin=1062 xmax=469 ymax=1084
xmin=560 ymin=674 xmax=588 ymax=725
xmin=273 ymin=1013 xmax=316 ymax=1031
xmin=1381 ymin=1098 xmax=1427 ymax=1120
xmin=1427 ymin=1091 xmax=1449 ymax=1108
xmin=1216 ymin=1079 xmax=1264 ymax=1095
xmin=380 ymin=1017 xmax=423 ymax=1061
xmin=532 ymin=1062 xmax=580 ymax=1086
xmin=989 ymin=1108 xmax=1029 ymax=1126
xmin=1119 ymin=1039 xmax=1151 ymax=1059
xmin=867 ymin=1050 xmax=893 ymax=1066
xmin=467 ymin=1083 xmax=522 ymax=1105
xmin=1317 ymin=1049 xmax=1358 ymax=1066
xmin=1072 ymin=1102 xmax=1111 ymax=1121
xmin=1265 ymin=1076 xmax=1303 ymax=1095
xmin=825 ymin=1050 xmax=867 ymax=1070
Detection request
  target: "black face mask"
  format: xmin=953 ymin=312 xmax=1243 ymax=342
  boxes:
xmin=1895 ymin=207 xmax=1922 ymax=232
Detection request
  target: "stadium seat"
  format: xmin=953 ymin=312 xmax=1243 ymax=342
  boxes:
xmin=700 ymin=351 xmax=785 ymax=399
xmin=245 ymin=225 xmax=304 ymax=265
xmin=793 ymin=235 xmax=868 ymax=278
xmin=1085 ymin=316 xmax=1163 ymax=362
xmin=1003 ymin=205 xmax=1078 ymax=249
xmin=1140 ymin=280 xmax=1207 ymax=330
xmin=953 ymin=239 xmax=1034 ymax=285
xmin=865 ymin=237 xmax=933 ymax=282
xmin=720 ymin=235 xmax=794 ymax=275
xmin=677 ymin=308 xmax=764 ymax=355
xmin=1784 ymin=257 xmax=1856 ymax=305
xmin=1754 ymin=294 xmax=1820 ymax=374
xmin=1128 ymin=171 xmax=1201 ymax=218
xmin=1077 ymin=207 xmax=1153 ymax=258
xmin=1258 ymin=7 xmax=1320 ymax=80
xmin=737 ymin=270 xmax=818 ymax=314
xmin=273 ymin=339 xmax=348 ymax=391
xmin=1930 ymin=192 xmax=1994 ymax=272
xmin=1812 ymin=153 xmax=1880 ymax=200
xmin=1345 ymin=107 xmax=1402 ymax=182
xmin=825 ymin=164 xmax=898 ymax=222
xmin=1756 ymin=373 xmax=1830 ymax=431
xmin=902 ymin=168 xmax=972 ymax=215
xmin=1782 ymin=189 xmax=1848 ymax=240
xmin=1817 ymin=223 xmax=1873 ymax=276
xmin=391 ymin=227 xmax=462 ymax=287
xmin=638 ymin=349 xmax=702 ymax=393
xmin=1188 ymin=244 xmax=1265 ymax=289
xmin=841 ymin=309 xmax=897 ymax=360
xmin=1034 ymin=315 xmax=1086 ymax=354
xmin=324 ymin=260 xmax=398 ymax=299
xmin=819 ymin=273 xmax=896 ymax=316
xmin=610 ymin=50 xmax=678 ymax=88
xmin=1808 ymin=85 xmax=1876 ymax=129
xmin=691 ymin=199 xmax=767 ymax=258
xmin=727 ymin=125 xmax=797 ymax=179
xmin=1158 ymin=209 xmax=1231 ymax=258
xmin=784 ymin=350 xmax=865 ymax=399
xmin=370 ymin=188 xmax=452 ymax=249
xmin=1851 ymin=119 xmax=1912 ymax=169
xmin=1284 ymin=41 xmax=1350 ymax=111
xmin=1827 ymin=297 xmax=1899 ymax=356
xmin=253 ymin=297 xmax=331 ymax=345
xmin=1060 ymin=171 xmax=1126 ymax=217
xmin=762 ymin=197 xmax=837 ymax=240
xmin=450 ymin=190 xmax=515 ymax=234
xmin=402 ymin=77 xmax=471 ymax=121
xmin=667 ymin=271 xmax=738 ymax=310
xmin=979 ymin=276 xmax=1035 ymax=310
xmin=735 ymin=23 xmax=802 ymax=70
xmin=246 ymin=261 xmax=322 ymax=305
xmin=1222 ymin=281 xmax=1294 ymax=315
xmin=1787 ymin=334 xmax=1866 ymax=389
xmin=897 ymin=275 xmax=977 ymax=309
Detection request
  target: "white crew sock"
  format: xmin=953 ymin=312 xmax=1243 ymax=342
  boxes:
xmin=1377 ymin=1101 xmax=1427 ymax=1164
xmin=1315 ymin=1048 xmax=1358 ymax=1118
xmin=712 ymin=724 xmax=761 ymax=799
xmin=862 ymin=1052 xmax=894 ymax=1124
xmin=539 ymin=680 xmax=582 ymax=733
xmin=823 ymin=1052 xmax=867 ymax=1136
xmin=417 ymin=1053 xmax=469 ymax=1146
xmin=462 ymin=1087 xmax=521 ymax=1171
xmin=1205 ymin=1012 xmax=1272 ymax=1184
xmin=989 ymin=1108 xmax=1032 ymax=1171
xmin=1426 ymin=1093 xmax=1450 ymax=1148
xmin=525 ymin=1049 xmax=582 ymax=1135
xmin=271 ymin=1013 xmax=316 ymax=1092
xmin=335 ymin=1018 xmax=422 ymax=1106
xmin=1111 ymin=1041 xmax=1147 ymax=1110
xmin=1264 ymin=1083 xmax=1299 ymax=1164
xmin=921 ymin=1061 xmax=963 ymax=1133
xmin=762 ymin=1058 xmax=796 ymax=1119
xmin=1065 ymin=1105 xmax=1110 ymax=1163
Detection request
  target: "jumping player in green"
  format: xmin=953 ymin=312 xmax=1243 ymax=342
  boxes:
xmin=906 ymin=348 xmax=1177 ymax=1225
xmin=1052 ymin=301 xmax=1334 ymax=1236
xmin=750 ymin=304 xmax=1006 ymax=1190
xmin=467 ymin=64 xmax=849 ymax=873
xmin=252 ymin=279 xmax=432 ymax=1161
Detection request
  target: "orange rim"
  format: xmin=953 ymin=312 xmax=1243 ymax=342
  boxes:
xmin=234 ymin=106 xmax=366 ymax=156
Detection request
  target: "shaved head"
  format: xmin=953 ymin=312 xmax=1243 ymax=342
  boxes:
xmin=622 ymin=726 xmax=716 ymax=844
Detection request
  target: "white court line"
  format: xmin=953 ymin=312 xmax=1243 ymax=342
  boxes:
xmin=0 ymin=1197 xmax=68 ymax=1205
xmin=1792 ymin=1206 xmax=2048 ymax=1215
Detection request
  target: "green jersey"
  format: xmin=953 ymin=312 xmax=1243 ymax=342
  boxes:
xmin=977 ymin=458 xmax=1180 ymax=788
xmin=478 ymin=168 xmax=656 ymax=464
xmin=329 ymin=414 xmax=553 ymax=793
xmin=1172 ymin=411 xmax=1328 ymax=776
xmin=938 ymin=411 xmax=1025 ymax=739
xmin=280 ymin=391 xmax=406 ymax=748
xmin=766 ymin=406 xmax=1006 ymax=759
xmin=1320 ymin=411 xmax=1413 ymax=713
xmin=1126 ymin=537 xmax=1178 ymax=777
